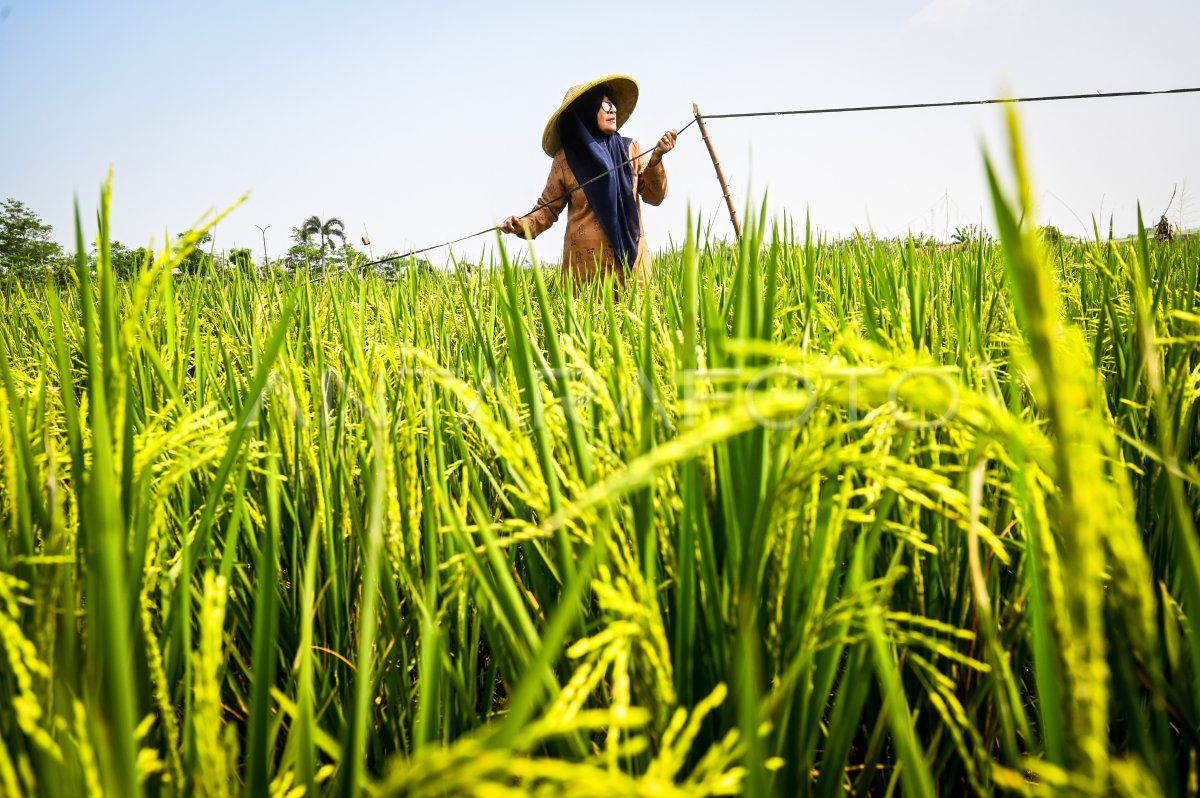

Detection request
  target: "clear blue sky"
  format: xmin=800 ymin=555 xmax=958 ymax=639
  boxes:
xmin=2 ymin=0 xmax=1198 ymax=265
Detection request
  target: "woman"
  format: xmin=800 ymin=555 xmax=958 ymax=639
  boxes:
xmin=500 ymin=74 xmax=677 ymax=285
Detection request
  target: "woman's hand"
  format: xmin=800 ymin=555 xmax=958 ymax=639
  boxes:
xmin=500 ymin=215 xmax=530 ymax=236
xmin=647 ymin=130 xmax=677 ymax=169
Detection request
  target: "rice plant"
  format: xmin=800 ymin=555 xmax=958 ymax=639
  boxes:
xmin=0 ymin=115 xmax=1197 ymax=796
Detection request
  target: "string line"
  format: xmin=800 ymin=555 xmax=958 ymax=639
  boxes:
xmin=362 ymin=85 xmax=1200 ymax=268
xmin=700 ymin=86 xmax=1200 ymax=120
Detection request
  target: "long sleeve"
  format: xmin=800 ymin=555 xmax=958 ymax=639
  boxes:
xmin=521 ymin=155 xmax=569 ymax=238
xmin=631 ymin=139 xmax=668 ymax=207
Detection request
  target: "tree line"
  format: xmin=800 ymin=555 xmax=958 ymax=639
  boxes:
xmin=0 ymin=200 xmax=427 ymax=284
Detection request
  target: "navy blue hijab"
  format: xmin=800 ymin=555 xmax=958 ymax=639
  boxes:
xmin=559 ymin=84 xmax=641 ymax=271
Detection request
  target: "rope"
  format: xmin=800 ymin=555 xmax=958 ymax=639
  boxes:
xmin=698 ymin=85 xmax=1200 ymax=121
xmin=362 ymin=115 xmax=700 ymax=268
xmin=362 ymin=85 xmax=1200 ymax=269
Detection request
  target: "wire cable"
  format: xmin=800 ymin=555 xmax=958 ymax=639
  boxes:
xmin=361 ymin=117 xmax=698 ymax=269
xmin=361 ymin=85 xmax=1200 ymax=269
xmin=698 ymin=85 xmax=1200 ymax=120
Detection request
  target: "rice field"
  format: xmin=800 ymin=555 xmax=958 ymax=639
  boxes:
xmin=1 ymin=113 xmax=1198 ymax=797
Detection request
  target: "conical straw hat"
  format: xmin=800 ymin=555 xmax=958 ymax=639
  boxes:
xmin=541 ymin=74 xmax=638 ymax=157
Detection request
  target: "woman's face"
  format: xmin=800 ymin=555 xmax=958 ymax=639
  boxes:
xmin=596 ymin=96 xmax=618 ymax=134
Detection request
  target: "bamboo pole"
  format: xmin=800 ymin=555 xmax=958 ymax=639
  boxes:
xmin=693 ymin=102 xmax=741 ymax=239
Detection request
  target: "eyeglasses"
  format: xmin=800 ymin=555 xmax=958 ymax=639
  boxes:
xmin=600 ymin=100 xmax=617 ymax=114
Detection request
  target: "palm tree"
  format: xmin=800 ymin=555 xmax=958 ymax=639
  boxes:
xmin=299 ymin=215 xmax=346 ymax=270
